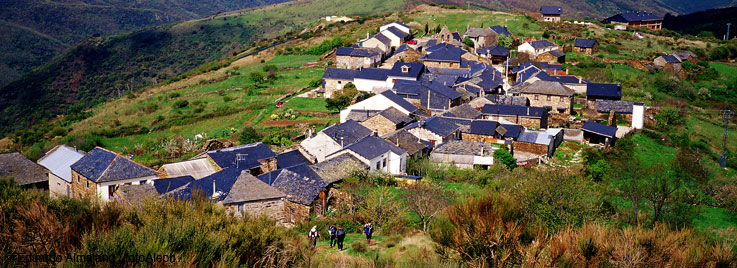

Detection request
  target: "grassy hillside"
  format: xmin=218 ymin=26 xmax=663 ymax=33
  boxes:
xmin=0 ymin=0 xmax=294 ymax=88
xmin=663 ymin=7 xmax=737 ymax=39
xmin=0 ymin=0 xmax=406 ymax=135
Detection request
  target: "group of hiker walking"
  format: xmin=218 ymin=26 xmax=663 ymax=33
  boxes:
xmin=307 ymin=222 xmax=374 ymax=251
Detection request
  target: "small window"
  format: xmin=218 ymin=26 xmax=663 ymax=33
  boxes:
xmin=338 ymin=81 xmax=341 ymax=84
xmin=534 ymin=95 xmax=539 ymax=100
xmin=140 ymin=180 xmax=146 ymax=185
xmin=382 ymin=158 xmax=387 ymax=168
xmin=560 ymin=96 xmax=564 ymax=102
xmin=86 ymin=180 xmax=89 ymax=188
xmin=547 ymin=96 xmax=551 ymax=101
xmin=376 ymin=161 xmax=381 ymax=170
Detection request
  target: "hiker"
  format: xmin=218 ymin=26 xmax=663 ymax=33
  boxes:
xmin=363 ymin=222 xmax=373 ymax=244
xmin=308 ymin=226 xmax=320 ymax=249
xmin=336 ymin=225 xmax=346 ymax=251
xmin=328 ymin=224 xmax=337 ymax=248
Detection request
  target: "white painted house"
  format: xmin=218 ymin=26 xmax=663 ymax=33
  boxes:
xmin=340 ymin=91 xmax=419 ymax=122
xmin=37 ymin=144 xmax=85 ymax=198
xmin=517 ymin=40 xmax=558 ymax=57
xmin=380 ymin=21 xmax=411 ymax=34
xmin=299 ymin=120 xmax=373 ymax=162
xmin=70 ymin=147 xmax=158 ymax=202
xmin=327 ymin=135 xmax=407 ymax=174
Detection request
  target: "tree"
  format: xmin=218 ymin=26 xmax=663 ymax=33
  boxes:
xmin=497 ymin=34 xmax=514 ymax=49
xmin=424 ymin=23 xmax=429 ymax=36
xmin=239 ymin=126 xmax=261 ymax=145
xmin=360 ymin=186 xmax=405 ymax=232
xmin=463 ymin=37 xmax=475 ymax=47
xmin=494 ymin=148 xmax=516 ymax=170
xmin=402 ymin=182 xmax=456 ymax=232
xmin=324 ymin=84 xmax=358 ymax=112
xmin=248 ymin=71 xmax=266 ymax=86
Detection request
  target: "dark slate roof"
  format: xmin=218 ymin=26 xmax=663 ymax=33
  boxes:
xmin=393 ymin=44 xmax=409 ymax=56
xmin=381 ymin=90 xmax=420 ymax=113
xmin=661 ymin=55 xmax=681 ymax=63
xmin=452 ymin=32 xmax=462 ymax=41
xmin=486 ymin=95 xmax=529 ymax=106
xmin=355 ymin=67 xmax=391 ymax=81
xmin=390 ymin=21 xmax=410 ymax=29
xmin=169 ymin=166 xmax=242 ymax=201
xmin=490 ymin=25 xmax=512 ymax=36
xmin=469 ymin=120 xmax=498 ymax=135
xmin=336 ymin=47 xmax=380 ymax=57
xmin=481 ymin=104 xmax=546 ymax=118
xmin=271 ymin=164 xmax=328 ymax=205
xmin=70 ymin=147 xmax=156 ymax=183
xmin=257 ymin=169 xmax=283 ymax=185
xmin=375 ymin=107 xmax=414 ymax=125
xmin=311 ymin=153 xmax=367 ymax=184
xmin=510 ymin=62 xmax=536 ymax=74
xmin=548 ymin=49 xmax=565 ymax=57
xmin=433 ymin=140 xmax=495 ymax=156
xmin=222 ymin=172 xmax=284 ymax=204
xmin=385 ymin=26 xmax=409 ymax=38
xmin=446 ymin=103 xmax=482 ymax=119
xmin=539 ymin=62 xmax=562 ymax=72
xmin=423 ymin=73 xmax=461 ymax=87
xmin=427 ymin=67 xmax=471 ymax=76
xmin=345 ymin=109 xmax=381 ymax=122
xmin=207 ymin=142 xmax=275 ymax=169
xmin=582 ymin=121 xmax=618 ymax=138
xmin=345 ymin=135 xmax=407 ymax=160
xmin=477 ymin=45 xmax=509 ymax=57
xmin=587 ymin=83 xmax=622 ymax=99
xmin=0 ymin=152 xmax=48 ymax=185
xmin=388 ymin=62 xmax=425 ymax=79
xmin=370 ymin=33 xmax=391 ymax=44
xmin=510 ymin=80 xmax=573 ymax=96
xmin=517 ymin=131 xmax=553 ymax=145
xmin=497 ymin=124 xmax=522 ymax=139
xmin=604 ymin=12 xmax=662 ymax=23
xmin=277 ymin=150 xmax=311 ymax=169
xmin=115 ymin=184 xmax=157 ymax=206
xmin=540 ymin=6 xmax=562 ymax=15
xmin=393 ymin=79 xmax=423 ymax=96
xmin=323 ymin=68 xmax=358 ymax=80
xmin=382 ymin=129 xmax=432 ymax=156
xmin=513 ymin=68 xmax=556 ymax=86
xmin=416 ymin=116 xmax=462 ymax=137
xmin=574 ymin=39 xmax=597 ymax=48
xmin=424 ymin=80 xmax=463 ymax=99
xmin=153 ymin=175 xmax=195 ymax=194
xmin=420 ymin=44 xmax=464 ymax=63
xmin=555 ymin=75 xmax=584 ymax=84
xmin=596 ymin=100 xmax=641 ymax=114
xmin=529 ymin=40 xmax=556 ymax=49
xmin=321 ymin=120 xmax=373 ymax=146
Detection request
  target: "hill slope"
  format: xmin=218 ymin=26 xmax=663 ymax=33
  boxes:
xmin=663 ymin=7 xmax=737 ymax=39
xmin=0 ymin=0 xmax=292 ymax=87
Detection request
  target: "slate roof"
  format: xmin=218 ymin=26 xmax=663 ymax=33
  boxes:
xmin=528 ymin=40 xmax=556 ymax=49
xmin=375 ymin=107 xmax=414 ymax=125
xmin=673 ymin=51 xmax=696 ymax=61
xmin=517 ymin=130 xmax=553 ymax=145
xmin=587 ymin=83 xmax=622 ymax=99
xmin=207 ymin=142 xmax=275 ymax=170
xmin=433 ymin=140 xmax=495 ymax=156
xmin=485 ymin=95 xmax=529 ymax=106
xmin=582 ymin=121 xmax=618 ymax=138
xmin=469 ymin=120 xmax=499 ymax=135
xmin=481 ymin=104 xmax=546 ymax=118
xmin=370 ymin=33 xmax=391 ymax=44
xmin=389 ymin=21 xmax=411 ymax=30
xmin=70 ymin=147 xmax=156 ymax=183
xmin=555 ymin=75 xmax=583 ymax=84
xmin=547 ymin=49 xmax=565 ymax=57
xmin=388 ymin=62 xmax=425 ymax=78
xmin=660 ymin=55 xmax=681 ymax=64
xmin=380 ymin=90 xmax=420 ymax=113
xmin=539 ymin=62 xmax=562 ymax=72
xmin=596 ymin=100 xmax=642 ymax=114
xmin=277 ymin=150 xmax=311 ymax=169
xmin=423 ymin=73 xmax=461 ymax=87
xmin=427 ymin=67 xmax=471 ymax=76
xmin=153 ymin=175 xmax=195 ymax=194
xmin=321 ymin=120 xmax=373 ymax=147
xmin=323 ymin=68 xmax=358 ymax=80
xmin=464 ymin=27 xmax=496 ymax=37
xmin=346 ymin=109 xmax=381 ymax=122
xmin=510 ymin=80 xmax=573 ymax=96
xmin=345 ymin=135 xmax=407 ymax=160
xmin=417 ymin=116 xmax=463 ymax=137
xmin=114 ymin=184 xmax=158 ymax=207
xmin=222 ymin=172 xmax=285 ymax=204
xmin=393 ymin=44 xmax=410 ymax=56
xmin=510 ymin=62 xmax=537 ymax=74
xmin=452 ymin=32 xmax=462 ymax=41
xmin=257 ymin=169 xmax=283 ymax=185
xmin=336 ymin=47 xmax=381 ymax=57
xmin=424 ymin=80 xmax=463 ymax=99
xmin=384 ymin=26 xmax=410 ymax=38
xmin=477 ymin=45 xmax=509 ymax=57
xmin=355 ymin=67 xmax=391 ymax=81
xmin=490 ymin=25 xmax=512 ymax=36
xmin=497 ymin=124 xmax=522 ymax=139
xmin=604 ymin=12 xmax=662 ymax=23
xmin=446 ymin=103 xmax=482 ymax=119
xmin=37 ymin=145 xmax=84 ymax=183
xmin=574 ymin=39 xmax=597 ymax=48
xmin=168 ymin=166 xmax=243 ymax=201
xmin=540 ymin=6 xmax=562 ymax=15
xmin=0 ymin=152 xmax=48 ymax=185
xmin=159 ymin=158 xmax=217 ymax=179
xmin=271 ymin=164 xmax=328 ymax=205
xmin=311 ymin=153 xmax=367 ymax=184
xmin=514 ymin=68 xmax=556 ymax=86
xmin=382 ymin=129 xmax=432 ymax=156
xmin=420 ymin=44 xmax=464 ymax=63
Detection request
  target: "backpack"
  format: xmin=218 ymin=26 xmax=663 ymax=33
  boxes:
xmin=328 ymin=226 xmax=336 ymax=236
xmin=336 ymin=229 xmax=345 ymax=236
xmin=309 ymin=230 xmax=317 ymax=238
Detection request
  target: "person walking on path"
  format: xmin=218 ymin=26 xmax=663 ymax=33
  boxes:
xmin=328 ymin=224 xmax=337 ymax=248
xmin=363 ymin=222 xmax=374 ymax=245
xmin=308 ymin=226 xmax=320 ymax=249
xmin=336 ymin=225 xmax=346 ymax=251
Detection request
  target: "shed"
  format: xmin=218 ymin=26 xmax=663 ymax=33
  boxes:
xmin=581 ymin=121 xmax=618 ymax=146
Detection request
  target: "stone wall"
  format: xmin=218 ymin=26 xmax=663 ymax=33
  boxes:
xmin=284 ymin=200 xmax=311 ymax=223
xmin=513 ymin=141 xmax=548 ymax=156
xmin=461 ymin=133 xmax=496 ymax=142
xmin=336 ymin=55 xmax=378 ymax=69
xmin=361 ymin=116 xmax=397 ymax=136
xmin=422 ymin=61 xmax=460 ymax=69
xmin=485 ymin=115 xmax=544 ymax=129
xmin=49 ymin=173 xmax=71 ymax=198
xmin=524 ymin=93 xmax=573 ymax=114
xmin=323 ymin=78 xmax=349 ymax=98
xmin=71 ymin=170 xmax=97 ymax=200
xmin=226 ymin=198 xmax=285 ymax=222
xmin=257 ymin=157 xmax=278 ymax=175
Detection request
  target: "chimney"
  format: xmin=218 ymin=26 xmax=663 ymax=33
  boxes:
xmin=527 ymin=106 xmax=530 ymax=116
xmin=340 ymin=137 xmax=344 ymax=147
xmin=579 ymin=77 xmax=582 ymax=84
xmin=480 ymin=146 xmax=484 ymax=156
xmin=212 ymin=180 xmax=216 ymax=196
xmin=566 ymin=69 xmax=569 ymax=75
xmin=74 ymin=146 xmax=77 ymax=152
xmin=367 ymin=32 xmax=370 ymax=39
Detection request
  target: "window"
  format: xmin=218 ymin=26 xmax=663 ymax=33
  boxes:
xmin=534 ymin=95 xmax=539 ymax=100
xmin=376 ymin=161 xmax=381 ymax=170
xmin=560 ymin=96 xmax=565 ymax=102
xmin=338 ymin=81 xmax=341 ymax=84
xmin=86 ymin=180 xmax=89 ymax=188
xmin=382 ymin=158 xmax=387 ymax=169
xmin=140 ymin=180 xmax=146 ymax=185
xmin=547 ymin=95 xmax=551 ymax=101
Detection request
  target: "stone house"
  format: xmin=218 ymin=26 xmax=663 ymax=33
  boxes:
xmin=384 ymin=44 xmax=423 ymax=66
xmin=463 ymin=27 xmax=498 ymax=50
xmin=393 ymin=79 xmax=463 ymax=113
xmin=436 ymin=25 xmax=462 ymax=44
xmin=573 ymin=39 xmax=598 ymax=55
xmin=300 ymin=120 xmax=373 ymax=162
xmin=596 ymin=100 xmax=645 ymax=129
xmin=406 ymin=116 xmax=465 ymax=145
xmin=419 ymin=44 xmax=464 ymax=68
xmin=514 ymin=130 xmax=562 ymax=157
xmin=490 ymin=25 xmax=513 ymax=37
xmin=0 ymin=152 xmax=49 ymax=190
xmin=430 ymin=140 xmax=495 ymax=169
xmin=269 ymin=165 xmax=329 ymax=224
xmin=602 ymin=12 xmax=662 ymax=31
xmin=381 ymin=26 xmax=411 ymax=48
xmin=586 ymin=83 xmax=622 ymax=108
xmin=477 ymin=45 xmax=509 ymax=64
xmin=386 ymin=62 xmax=425 ymax=88
xmin=335 ymin=47 xmax=383 ymax=69
xmin=517 ymin=40 xmax=558 ymax=57
xmin=361 ymin=33 xmax=392 ymax=57
xmin=70 ymin=147 xmax=158 ymax=202
xmin=537 ymin=49 xmax=566 ymax=63
xmin=112 ymin=184 xmax=158 ymax=207
xmin=508 ymin=80 xmax=574 ymax=114
xmin=37 ymin=145 xmax=85 ymax=198
xmin=382 ymin=129 xmax=433 ymax=158
xmin=360 ymin=107 xmax=414 ymax=136
xmin=327 ymin=135 xmax=407 ymax=174
xmin=672 ymin=51 xmax=696 ymax=63
xmin=581 ymin=121 xmax=618 ymax=146
xmin=321 ymin=68 xmax=358 ymax=98
xmin=223 ymin=172 xmax=286 ymax=220
xmin=481 ymin=104 xmax=548 ymax=129
xmin=380 ymin=21 xmax=411 ymax=35
xmin=540 ymin=6 xmax=562 ymax=22
xmin=340 ymin=90 xmax=420 ymax=122
xmin=195 ymin=142 xmax=277 ymax=176
xmin=654 ymin=54 xmax=682 ymax=71
xmin=461 ymin=120 xmax=499 ymax=143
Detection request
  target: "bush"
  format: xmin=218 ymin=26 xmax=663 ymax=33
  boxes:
xmin=351 ymin=241 xmax=367 ymax=252
xmin=238 ymin=126 xmax=261 ymax=144
xmin=172 ymin=100 xmax=189 ymax=108
xmin=168 ymin=92 xmax=181 ymax=98
xmin=654 ymin=106 xmax=685 ymax=130
xmin=494 ymin=148 xmax=516 ymax=170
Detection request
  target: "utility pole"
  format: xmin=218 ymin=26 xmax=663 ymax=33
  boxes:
xmin=720 ymin=110 xmax=732 ymax=168
xmin=727 ymin=23 xmax=732 ymax=41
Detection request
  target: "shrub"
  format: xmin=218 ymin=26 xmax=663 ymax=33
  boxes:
xmin=351 ymin=241 xmax=367 ymax=252
xmin=172 ymin=100 xmax=189 ymax=108
xmin=168 ymin=92 xmax=181 ymax=98
xmin=238 ymin=126 xmax=261 ymax=145
xmin=654 ymin=106 xmax=684 ymax=130
xmin=494 ymin=148 xmax=516 ymax=170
